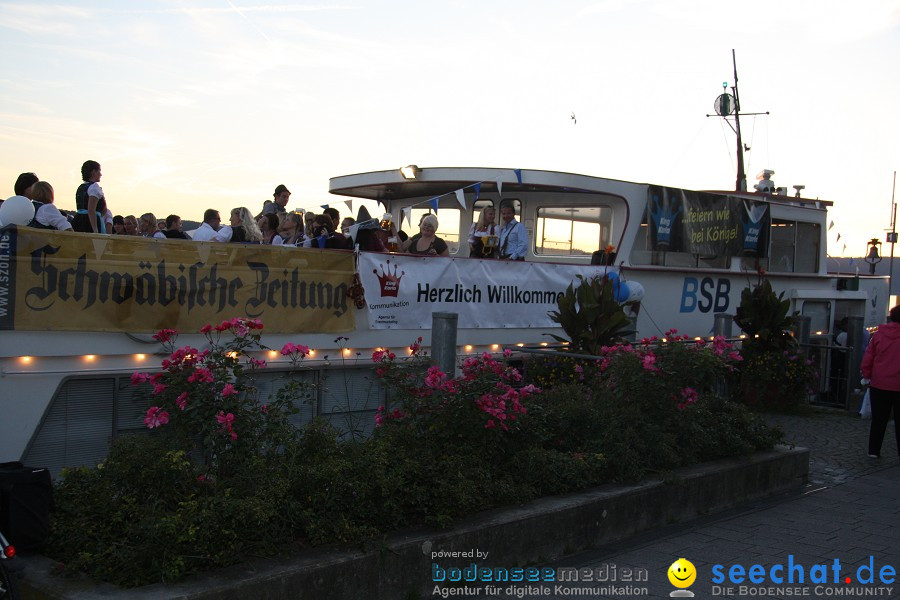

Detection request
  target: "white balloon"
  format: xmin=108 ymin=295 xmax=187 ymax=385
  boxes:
xmin=0 ymin=195 xmax=35 ymax=227
xmin=624 ymin=281 xmax=645 ymax=303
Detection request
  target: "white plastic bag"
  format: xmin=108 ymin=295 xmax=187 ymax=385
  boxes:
xmin=860 ymin=388 xmax=872 ymax=419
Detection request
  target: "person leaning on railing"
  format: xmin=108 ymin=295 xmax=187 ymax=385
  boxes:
xmin=161 ymin=214 xmax=191 ymax=239
xmin=398 ymin=214 xmax=449 ymax=256
xmin=469 ymin=205 xmax=499 ymax=258
xmin=192 ymin=208 xmax=233 ymax=242
xmin=229 ymin=207 xmax=263 ymax=243
xmin=497 ymin=200 xmax=526 ymax=261
xmin=29 ymin=181 xmax=73 ymax=231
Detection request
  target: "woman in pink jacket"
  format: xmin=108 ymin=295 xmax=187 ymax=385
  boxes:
xmin=861 ymin=304 xmax=900 ymax=459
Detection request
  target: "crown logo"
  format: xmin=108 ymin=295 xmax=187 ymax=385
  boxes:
xmin=374 ymin=260 xmax=405 ymax=297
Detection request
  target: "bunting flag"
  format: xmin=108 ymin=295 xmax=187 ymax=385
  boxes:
xmin=383 ymin=174 xmax=510 ymax=220
xmin=842 ymin=243 xmax=847 ymax=254
xmin=454 ymin=189 xmax=467 ymax=211
xmin=346 ymin=218 xmax=380 ymax=243
xmin=514 ymin=169 xmax=522 ymax=184
xmin=344 ymin=200 xmax=353 ymax=215
xmin=836 ymin=232 xmax=841 ymax=242
xmin=828 ymin=220 xmax=835 ymax=231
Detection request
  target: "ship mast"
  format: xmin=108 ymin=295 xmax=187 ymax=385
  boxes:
xmin=732 ymin=49 xmax=747 ymax=192
xmin=709 ymin=51 xmax=767 ymax=192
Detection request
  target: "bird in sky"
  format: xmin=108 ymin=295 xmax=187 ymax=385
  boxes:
xmin=571 ymin=112 xmax=577 ymax=125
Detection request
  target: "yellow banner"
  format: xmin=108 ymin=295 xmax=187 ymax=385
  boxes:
xmin=0 ymin=226 xmax=355 ymax=333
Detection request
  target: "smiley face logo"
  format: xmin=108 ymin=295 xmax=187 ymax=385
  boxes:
xmin=668 ymin=558 xmax=697 ymax=588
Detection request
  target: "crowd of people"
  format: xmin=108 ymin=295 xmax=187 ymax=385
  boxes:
xmin=4 ymin=163 xmax=381 ymax=251
xmin=7 ymin=162 xmax=533 ymax=262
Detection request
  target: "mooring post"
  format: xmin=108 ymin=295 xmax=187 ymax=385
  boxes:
xmin=794 ymin=315 xmax=811 ymax=355
xmin=431 ymin=312 xmax=458 ymax=376
xmin=713 ymin=313 xmax=733 ymax=398
xmin=847 ymin=315 xmax=865 ymax=398
xmin=714 ymin=313 xmax=733 ymax=338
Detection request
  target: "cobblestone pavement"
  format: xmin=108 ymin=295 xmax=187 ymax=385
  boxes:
xmin=491 ymin=409 xmax=900 ymax=600
xmin=765 ymin=409 xmax=900 ymax=485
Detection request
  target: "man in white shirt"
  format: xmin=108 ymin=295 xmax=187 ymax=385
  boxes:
xmin=191 ymin=209 xmax=232 ymax=242
xmin=498 ymin=201 xmax=527 ymax=261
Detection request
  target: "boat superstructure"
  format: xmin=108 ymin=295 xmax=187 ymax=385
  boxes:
xmin=0 ymin=167 xmax=888 ymax=472
xmin=331 ymin=166 xmax=888 ymax=338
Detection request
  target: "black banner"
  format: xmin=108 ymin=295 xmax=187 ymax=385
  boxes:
xmin=646 ymin=186 xmax=769 ymax=257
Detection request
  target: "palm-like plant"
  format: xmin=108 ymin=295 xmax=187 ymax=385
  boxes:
xmin=733 ymin=278 xmax=797 ymax=356
xmin=547 ymin=275 xmax=632 ymax=355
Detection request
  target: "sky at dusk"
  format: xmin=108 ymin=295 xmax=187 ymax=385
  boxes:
xmin=2 ymin=0 xmax=899 ymax=258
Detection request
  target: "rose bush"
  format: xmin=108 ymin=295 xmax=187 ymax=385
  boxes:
xmin=46 ymin=322 xmax=782 ymax=587
xmin=129 ymin=317 xmax=307 ymax=477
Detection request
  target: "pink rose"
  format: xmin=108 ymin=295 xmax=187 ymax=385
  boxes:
xmin=144 ymin=407 xmax=170 ymax=429
xmin=152 ymin=328 xmax=178 ymax=343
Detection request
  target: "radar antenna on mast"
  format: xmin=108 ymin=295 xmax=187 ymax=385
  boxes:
xmin=706 ymin=50 xmax=770 ymax=192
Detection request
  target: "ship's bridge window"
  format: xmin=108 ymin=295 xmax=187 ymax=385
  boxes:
xmin=768 ymin=219 xmax=820 ymax=273
xmin=630 ymin=220 xmax=731 ymax=268
xmin=405 ymin=204 xmax=461 ymax=255
xmin=535 ymin=205 xmax=612 ymax=258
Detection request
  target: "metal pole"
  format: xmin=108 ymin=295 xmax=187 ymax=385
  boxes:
xmin=889 ymin=171 xmax=896 ymax=300
xmin=714 ymin=313 xmax=733 ymax=338
xmin=795 ymin=315 xmax=811 ymax=356
xmin=847 ymin=316 xmax=864 ymax=396
xmin=794 ymin=315 xmax=814 ymax=401
xmin=431 ymin=312 xmax=458 ymax=376
xmin=714 ymin=313 xmax=733 ymax=398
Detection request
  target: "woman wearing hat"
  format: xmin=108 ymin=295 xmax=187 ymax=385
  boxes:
xmin=349 ymin=206 xmax=386 ymax=252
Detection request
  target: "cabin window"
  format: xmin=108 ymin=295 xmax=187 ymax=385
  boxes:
xmin=535 ymin=205 xmax=612 ymax=258
xmin=801 ymin=300 xmax=831 ymax=334
xmin=630 ymin=221 xmax=731 ymax=268
xmin=405 ymin=205 xmax=461 ymax=255
xmin=769 ymin=220 xmax=820 ymax=273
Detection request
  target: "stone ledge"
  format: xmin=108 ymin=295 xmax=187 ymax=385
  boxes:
xmin=21 ymin=444 xmax=808 ymax=600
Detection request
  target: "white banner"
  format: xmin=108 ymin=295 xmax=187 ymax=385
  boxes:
xmin=358 ymin=253 xmax=617 ymax=329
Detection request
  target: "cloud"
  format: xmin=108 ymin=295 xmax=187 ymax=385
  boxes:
xmin=0 ymin=3 xmax=92 ymax=35
xmin=577 ymin=0 xmax=629 ymax=17
xmin=116 ymin=3 xmax=354 ymax=15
